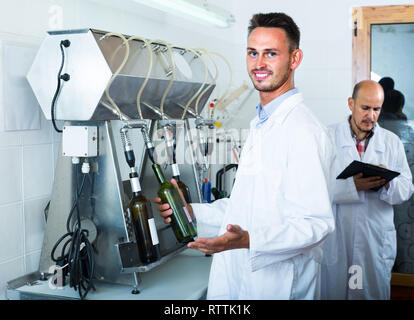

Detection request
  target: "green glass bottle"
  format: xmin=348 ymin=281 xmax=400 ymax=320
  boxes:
xmin=129 ymin=172 xmax=161 ymax=264
xmin=171 ymin=163 xmax=192 ymax=204
xmin=152 ymin=163 xmax=197 ymax=243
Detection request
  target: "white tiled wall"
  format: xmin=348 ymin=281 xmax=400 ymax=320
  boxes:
xmin=24 ymin=197 xmax=48 ymax=253
xmin=0 ymin=147 xmax=22 ymax=205
xmin=0 ymin=0 xmax=62 ymax=296
xmin=0 ymin=116 xmax=57 ymax=299
xmin=22 ymin=144 xmax=54 ymax=200
xmin=0 ymin=257 xmax=25 ymax=296
xmin=0 ymin=203 xmax=24 ymax=263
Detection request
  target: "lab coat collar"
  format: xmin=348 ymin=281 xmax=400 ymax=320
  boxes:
xmin=338 ymin=119 xmax=386 ymax=153
xmin=366 ymin=122 xmax=386 ymax=153
xmin=255 ymin=88 xmax=299 ymax=125
xmin=251 ymin=92 xmax=304 ymax=129
xmin=271 ymin=92 xmax=304 ymax=125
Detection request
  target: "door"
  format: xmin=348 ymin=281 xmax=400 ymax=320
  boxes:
xmin=352 ymin=5 xmax=414 ymax=291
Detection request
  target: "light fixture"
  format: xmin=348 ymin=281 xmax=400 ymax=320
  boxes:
xmin=133 ymin=0 xmax=235 ymax=28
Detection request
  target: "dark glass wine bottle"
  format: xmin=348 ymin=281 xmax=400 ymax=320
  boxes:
xmin=152 ymin=163 xmax=197 ymax=243
xmin=171 ymin=163 xmax=192 ymax=204
xmin=129 ymin=172 xmax=161 ymax=264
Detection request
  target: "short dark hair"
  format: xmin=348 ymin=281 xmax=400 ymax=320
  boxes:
xmin=248 ymin=12 xmax=300 ymax=52
xmin=383 ymin=89 xmax=405 ymax=113
xmin=379 ymin=77 xmax=395 ymax=94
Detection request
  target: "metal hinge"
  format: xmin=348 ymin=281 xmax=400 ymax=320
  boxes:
xmin=354 ymin=21 xmax=358 ymax=37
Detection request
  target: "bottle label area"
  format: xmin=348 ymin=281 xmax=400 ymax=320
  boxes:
xmin=148 ymin=218 xmax=159 ymax=245
xmin=130 ymin=177 xmax=141 ymax=193
xmin=172 ymin=163 xmax=180 ymax=177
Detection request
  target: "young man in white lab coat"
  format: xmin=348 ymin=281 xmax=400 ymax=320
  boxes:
xmin=321 ymin=80 xmax=414 ymax=300
xmin=155 ymin=12 xmax=335 ymax=299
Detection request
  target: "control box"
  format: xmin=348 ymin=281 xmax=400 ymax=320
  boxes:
xmin=62 ymin=125 xmax=98 ymax=157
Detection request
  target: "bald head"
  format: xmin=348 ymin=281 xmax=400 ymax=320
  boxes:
xmin=348 ymin=80 xmax=384 ymax=139
xmin=352 ymin=80 xmax=384 ymax=102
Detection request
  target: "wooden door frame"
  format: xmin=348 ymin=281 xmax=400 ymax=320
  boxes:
xmin=352 ymin=5 xmax=414 ymax=85
xmin=352 ymin=4 xmax=414 ymax=290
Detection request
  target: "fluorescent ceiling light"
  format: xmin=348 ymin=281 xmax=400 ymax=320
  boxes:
xmin=133 ymin=0 xmax=235 ymax=28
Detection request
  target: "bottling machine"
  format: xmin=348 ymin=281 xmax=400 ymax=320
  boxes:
xmin=10 ymin=28 xmax=217 ymax=297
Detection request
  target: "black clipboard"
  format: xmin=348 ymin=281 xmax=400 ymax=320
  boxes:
xmin=336 ymin=160 xmax=400 ymax=191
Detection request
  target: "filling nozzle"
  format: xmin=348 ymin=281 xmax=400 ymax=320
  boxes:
xmin=197 ymin=128 xmax=210 ymax=171
xmin=120 ymin=121 xmax=155 ymax=164
xmin=119 ymin=127 xmax=142 ymax=195
xmin=195 ymin=120 xmax=215 ymax=171
xmin=159 ymin=122 xmax=176 ymax=165
xmin=141 ymin=127 xmax=155 ymax=164
xmin=120 ymin=127 xmax=136 ymax=169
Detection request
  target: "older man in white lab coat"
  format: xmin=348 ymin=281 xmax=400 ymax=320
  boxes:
xmin=155 ymin=12 xmax=335 ymax=299
xmin=321 ymin=80 xmax=414 ymax=300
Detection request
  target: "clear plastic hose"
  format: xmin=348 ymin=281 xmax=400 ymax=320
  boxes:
xmin=206 ymin=51 xmax=232 ymax=120
xmin=193 ymin=49 xmax=233 ymax=120
xmin=128 ymin=36 xmax=154 ymax=120
xmin=150 ymin=39 xmax=175 ymax=118
xmin=192 ymin=48 xmax=220 ymax=119
xmin=172 ymin=47 xmax=208 ymax=120
xmin=101 ymin=32 xmax=130 ymax=120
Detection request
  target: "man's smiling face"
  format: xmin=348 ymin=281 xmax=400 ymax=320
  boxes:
xmin=246 ymin=27 xmax=293 ymax=93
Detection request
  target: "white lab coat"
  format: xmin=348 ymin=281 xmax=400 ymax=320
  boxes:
xmin=192 ymin=92 xmax=335 ymax=299
xmin=321 ymin=119 xmax=414 ymax=300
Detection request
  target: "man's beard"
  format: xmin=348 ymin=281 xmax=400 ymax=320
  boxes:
xmin=250 ymin=67 xmax=290 ymax=92
xmin=353 ymin=117 xmax=374 ymax=133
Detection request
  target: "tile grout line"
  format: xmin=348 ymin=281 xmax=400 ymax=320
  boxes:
xmin=0 ymin=194 xmax=52 ymax=208
xmin=20 ymin=143 xmax=26 ymax=274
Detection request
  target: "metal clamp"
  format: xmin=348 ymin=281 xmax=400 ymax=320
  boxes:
xmin=195 ymin=119 xmax=215 ymax=129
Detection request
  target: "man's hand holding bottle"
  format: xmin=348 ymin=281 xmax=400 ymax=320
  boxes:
xmin=154 ymin=178 xmax=194 ymax=223
xmin=154 ymin=181 xmax=249 ymax=254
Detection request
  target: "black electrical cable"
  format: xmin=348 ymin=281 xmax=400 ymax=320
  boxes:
xmin=51 ymin=164 xmax=96 ymax=300
xmin=89 ymin=171 xmax=96 ymax=217
xmin=50 ymin=40 xmax=70 ymax=133
xmin=66 ymin=168 xmax=85 ymax=232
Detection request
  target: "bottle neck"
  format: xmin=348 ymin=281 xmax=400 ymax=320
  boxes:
xmin=132 ymin=191 xmax=141 ymax=197
xmin=129 ymin=172 xmax=142 ymax=193
xmin=152 ymin=163 xmax=167 ymax=184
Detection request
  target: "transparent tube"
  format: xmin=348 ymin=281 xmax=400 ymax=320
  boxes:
xmin=208 ymin=51 xmax=233 ymax=119
xmin=192 ymin=48 xmax=219 ymax=119
xmin=172 ymin=47 xmax=208 ymax=120
xmin=128 ymin=36 xmax=154 ymax=120
xmin=149 ymin=39 xmax=175 ymax=118
xmin=100 ymin=32 xmax=130 ymax=120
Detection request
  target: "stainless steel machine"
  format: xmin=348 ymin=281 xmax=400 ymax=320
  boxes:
xmin=16 ymin=28 xmax=217 ymax=297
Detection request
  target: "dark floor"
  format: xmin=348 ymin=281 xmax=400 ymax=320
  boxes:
xmin=391 ymin=285 xmax=414 ymax=300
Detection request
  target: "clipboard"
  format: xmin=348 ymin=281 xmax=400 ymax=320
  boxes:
xmin=336 ymin=160 xmax=400 ymax=191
